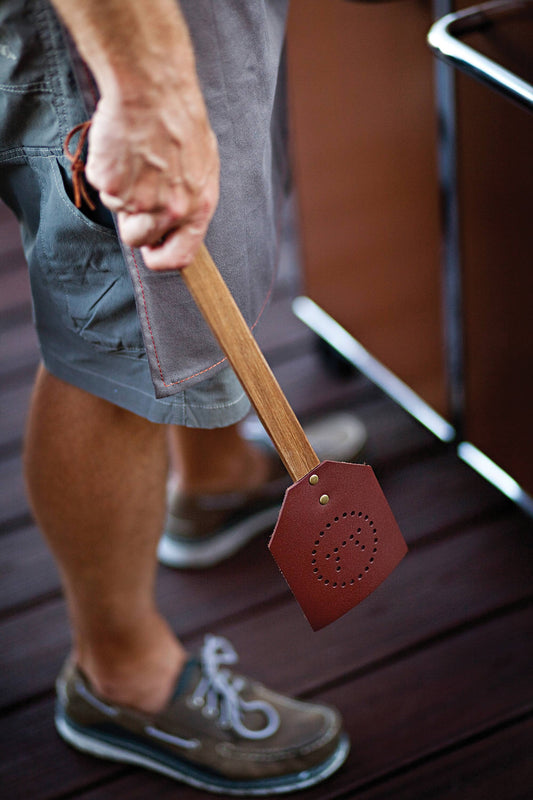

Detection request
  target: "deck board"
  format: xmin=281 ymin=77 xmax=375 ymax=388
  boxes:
xmin=2 ymin=606 xmax=530 ymax=800
xmin=0 ymin=524 xmax=60 ymax=616
xmin=1 ymin=199 xmax=532 ymax=800
xmin=69 ymin=716 xmax=533 ymax=800
xmin=0 ymin=411 xmax=506 ymax=535
xmin=0 ymin=320 xmax=39 ymax=381
xmin=354 ymin=716 xmax=533 ymax=800
xmin=0 ymin=268 xmax=33 ymax=315
xmin=3 ymin=510 xmax=532 ymax=716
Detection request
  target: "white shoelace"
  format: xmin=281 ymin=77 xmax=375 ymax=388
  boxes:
xmin=191 ymin=635 xmax=280 ymax=741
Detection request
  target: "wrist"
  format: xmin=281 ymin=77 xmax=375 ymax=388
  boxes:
xmin=52 ymin=0 xmax=200 ymax=103
xmin=83 ymin=32 xmax=199 ymax=108
xmin=94 ymin=57 xmax=200 ymax=110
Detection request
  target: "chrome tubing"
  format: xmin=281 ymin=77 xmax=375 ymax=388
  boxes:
xmin=428 ymin=0 xmax=533 ymax=110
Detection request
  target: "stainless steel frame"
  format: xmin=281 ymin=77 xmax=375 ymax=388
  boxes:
xmin=292 ymin=296 xmax=456 ymax=443
xmin=427 ymin=0 xmax=533 ymax=110
xmin=293 ymin=0 xmax=533 ymax=514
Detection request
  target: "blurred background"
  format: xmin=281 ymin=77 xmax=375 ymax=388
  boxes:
xmin=288 ymin=0 xmax=533 ymax=500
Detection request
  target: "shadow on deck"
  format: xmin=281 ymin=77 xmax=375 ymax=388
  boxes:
xmin=1 ymin=201 xmax=532 ymax=799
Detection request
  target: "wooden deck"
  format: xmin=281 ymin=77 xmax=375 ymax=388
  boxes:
xmin=1 ymin=200 xmax=532 ymax=799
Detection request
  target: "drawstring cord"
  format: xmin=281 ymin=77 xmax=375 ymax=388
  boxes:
xmin=63 ymin=120 xmax=96 ymax=211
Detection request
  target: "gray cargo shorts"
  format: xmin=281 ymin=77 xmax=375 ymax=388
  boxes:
xmin=0 ymin=0 xmax=289 ymax=427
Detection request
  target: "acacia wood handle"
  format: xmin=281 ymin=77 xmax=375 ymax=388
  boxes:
xmin=181 ymin=245 xmax=320 ymax=482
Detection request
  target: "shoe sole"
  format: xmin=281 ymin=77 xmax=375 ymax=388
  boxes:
xmin=55 ymin=705 xmax=350 ymax=796
xmin=158 ymin=504 xmax=281 ymax=569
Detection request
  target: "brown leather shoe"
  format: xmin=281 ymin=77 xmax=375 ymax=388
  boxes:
xmin=158 ymin=412 xmax=367 ymax=569
xmin=159 ymin=447 xmax=289 ymax=568
xmin=55 ymin=635 xmax=349 ymax=795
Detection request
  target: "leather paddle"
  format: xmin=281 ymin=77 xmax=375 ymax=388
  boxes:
xmin=181 ymin=245 xmax=407 ymax=630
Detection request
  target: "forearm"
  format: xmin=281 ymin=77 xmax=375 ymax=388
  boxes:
xmin=49 ymin=0 xmax=219 ymax=269
xmin=50 ymin=0 xmax=198 ymax=99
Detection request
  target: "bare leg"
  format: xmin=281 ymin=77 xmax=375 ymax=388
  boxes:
xmin=24 ymin=366 xmax=186 ymax=713
xmin=168 ymin=423 xmax=271 ymax=495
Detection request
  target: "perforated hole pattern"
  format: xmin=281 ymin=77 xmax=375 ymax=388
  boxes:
xmin=311 ymin=510 xmax=378 ymax=588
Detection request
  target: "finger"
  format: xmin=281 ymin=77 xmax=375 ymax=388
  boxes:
xmin=117 ymin=210 xmax=177 ymax=249
xmin=140 ymin=223 xmax=205 ymax=271
xmin=99 ymin=191 xmax=130 ymax=213
xmin=88 ymin=144 xmax=162 ymax=213
xmin=98 ymin=162 xmax=165 ymax=216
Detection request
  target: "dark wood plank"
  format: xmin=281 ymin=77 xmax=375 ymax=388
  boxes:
xmin=72 ymin=716 xmax=533 ymax=800
xmin=350 ymin=716 xmax=533 ymax=800
xmin=0 ymin=202 xmax=28 ymax=281
xmin=0 ymin=426 xmax=512 ymax=613
xmin=3 ymin=510 xmax=532 ymax=711
xmin=0 ymin=268 xmax=32 ymax=316
xmin=0 ymin=240 xmax=27 ymax=269
xmin=0 ymin=524 xmax=60 ymax=616
xmin=0 ymin=234 xmax=26 ymax=273
xmin=0 ymin=298 xmax=32 ymax=331
xmin=185 ymin=514 xmax=533 ymax=698
xmin=380 ymin=449 xmax=510 ymax=543
xmin=1 ymin=599 xmax=69 ymax=709
xmin=2 ymin=605 xmax=530 ymax=800
xmin=0 ymin=697 xmax=123 ymax=800
xmin=0 ymin=453 xmax=31 ymax=531
xmin=0 ymin=383 xmax=33 ymax=452
xmin=0 ymin=199 xmax=18 ymax=231
xmin=307 ymin=608 xmax=533 ymax=800
xmin=0 ymin=320 xmax=39 ymax=382
xmin=63 ymin=717 xmax=533 ymax=800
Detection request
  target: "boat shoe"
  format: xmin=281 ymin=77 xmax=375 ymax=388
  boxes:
xmin=158 ymin=411 xmax=367 ymax=569
xmin=55 ymin=634 xmax=350 ymax=796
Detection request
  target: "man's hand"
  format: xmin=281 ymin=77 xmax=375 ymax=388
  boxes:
xmin=86 ymin=86 xmax=219 ymax=270
xmin=51 ymin=0 xmax=219 ymax=270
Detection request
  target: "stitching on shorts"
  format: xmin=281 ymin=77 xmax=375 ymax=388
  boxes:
xmin=43 ymin=346 xmax=250 ymax=425
xmin=35 ymin=0 xmax=70 ymax=143
xmin=184 ymin=393 xmax=247 ymax=411
xmin=129 ymin=247 xmax=280 ymax=390
xmin=0 ymin=82 xmax=51 ymax=93
xmin=0 ymin=147 xmax=58 ymax=164
xmin=81 ymin=60 xmax=98 ymax=110
xmin=129 ymin=248 xmax=229 ymax=388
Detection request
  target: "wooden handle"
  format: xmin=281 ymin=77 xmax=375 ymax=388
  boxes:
xmin=181 ymin=245 xmax=319 ymax=482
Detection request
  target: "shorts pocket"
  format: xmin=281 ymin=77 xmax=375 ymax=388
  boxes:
xmin=37 ymin=156 xmax=145 ymax=353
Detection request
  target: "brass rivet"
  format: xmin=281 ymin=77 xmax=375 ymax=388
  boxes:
xmin=319 ymin=494 xmax=330 ymax=505
xmin=309 ymin=474 xmax=319 ymax=485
